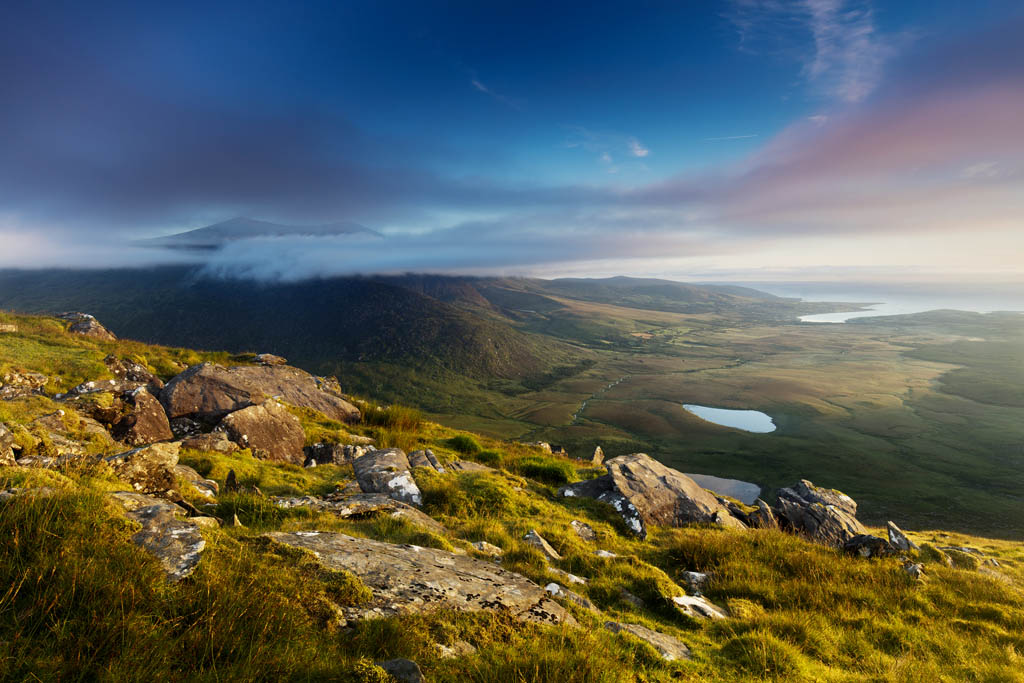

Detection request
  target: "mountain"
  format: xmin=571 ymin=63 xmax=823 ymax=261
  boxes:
xmin=144 ymin=216 xmax=380 ymax=249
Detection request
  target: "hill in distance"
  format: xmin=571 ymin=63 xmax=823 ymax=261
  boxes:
xmin=142 ymin=217 xmax=380 ymax=249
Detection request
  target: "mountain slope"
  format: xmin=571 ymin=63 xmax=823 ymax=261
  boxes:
xmin=144 ymin=217 xmax=379 ymax=248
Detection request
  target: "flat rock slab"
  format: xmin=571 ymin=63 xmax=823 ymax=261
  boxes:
xmin=111 ymin=492 xmax=205 ymax=582
xmin=446 ymin=460 xmax=496 ymax=473
xmin=274 ymin=493 xmax=446 ymax=535
xmin=263 ymin=531 xmax=576 ymax=626
xmin=160 ymin=362 xmax=361 ymax=423
xmin=604 ymin=622 xmax=691 ymax=661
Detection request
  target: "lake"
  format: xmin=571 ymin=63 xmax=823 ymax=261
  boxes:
xmin=686 ymin=473 xmax=761 ymax=504
xmin=683 ymin=404 xmax=777 ymax=433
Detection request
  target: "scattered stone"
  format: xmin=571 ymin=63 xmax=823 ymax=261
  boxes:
xmin=0 ymin=422 xmax=15 ymax=466
xmin=111 ymin=491 xmax=205 ymax=581
xmin=59 ymin=312 xmax=116 ymax=340
xmin=550 ymin=444 xmax=567 ymax=455
xmin=191 ymin=516 xmax=221 ymax=530
xmin=471 ymin=540 xmax=504 ymax=557
xmin=594 ymin=549 xmax=618 ymax=559
xmin=408 ymin=448 xmax=445 ymax=473
xmin=887 ymin=521 xmax=920 ymax=552
xmin=351 ymin=448 xmax=422 ymax=505
xmin=604 ymin=622 xmax=691 ymax=662
xmin=160 ymin=362 xmax=360 ymax=423
xmin=0 ymin=370 xmax=49 ymax=399
xmin=672 ymin=594 xmax=728 ymax=620
xmin=376 ymin=659 xmax=425 ymax=683
xmin=274 ymin=493 xmax=445 ymax=535
xmin=775 ymin=479 xmax=865 ymax=548
xmin=591 ymin=445 xmax=604 ymax=466
xmin=620 ymin=589 xmax=645 ymax=608
xmin=219 ymin=401 xmax=305 ymax=464
xmin=174 ymin=464 xmax=219 ymax=499
xmin=682 ymin=571 xmax=709 ymax=594
xmin=263 ymin=531 xmax=575 ymax=625
xmin=254 ymin=353 xmax=288 ymax=366
xmin=104 ymin=442 xmax=181 ymax=494
xmin=436 ymin=640 xmax=477 ymax=659
xmin=0 ymin=322 xmax=17 ymax=333
xmin=570 ymin=519 xmax=597 ymax=542
xmin=225 ymin=469 xmax=238 ymax=493
xmin=843 ymin=534 xmax=896 ymax=559
xmin=524 ymin=529 xmax=562 ymax=561
xmin=231 ymin=512 xmax=244 ymax=527
xmin=180 ymin=431 xmax=239 ymax=454
xmin=549 ymin=566 xmax=586 ymax=585
xmin=545 ymin=583 xmax=598 ymax=612
xmin=529 ymin=441 xmax=552 ymax=453
xmin=560 ymin=453 xmax=745 ymax=539
xmin=169 ymin=417 xmax=202 ymax=439
xmin=446 ymin=460 xmax=496 ymax=473
xmin=902 ymin=561 xmax=926 ymax=581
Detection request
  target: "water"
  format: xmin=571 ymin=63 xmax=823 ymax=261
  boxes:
xmin=683 ymin=404 xmax=777 ymax=433
xmin=686 ymin=473 xmax=761 ymax=504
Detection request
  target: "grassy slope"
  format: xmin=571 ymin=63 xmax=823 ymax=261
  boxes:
xmin=2 ymin=313 xmax=1024 ymax=681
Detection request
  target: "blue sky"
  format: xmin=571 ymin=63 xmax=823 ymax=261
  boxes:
xmin=1 ymin=0 xmax=1022 ymax=280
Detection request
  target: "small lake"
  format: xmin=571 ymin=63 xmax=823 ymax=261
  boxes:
xmin=683 ymin=404 xmax=777 ymax=433
xmin=686 ymin=473 xmax=761 ymax=504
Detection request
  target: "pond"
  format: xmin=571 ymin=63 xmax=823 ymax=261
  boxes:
xmin=686 ymin=473 xmax=761 ymax=505
xmin=683 ymin=404 xmax=776 ymax=433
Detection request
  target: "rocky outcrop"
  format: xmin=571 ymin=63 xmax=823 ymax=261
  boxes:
xmin=304 ymin=442 xmax=375 ymax=466
xmin=111 ymin=492 xmax=205 ymax=581
xmin=747 ymin=498 xmax=780 ymax=530
xmin=274 ymin=493 xmax=445 ymax=535
xmin=843 ymin=534 xmax=896 ymax=558
xmin=672 ymin=594 xmax=728 ymax=620
xmin=180 ymin=431 xmax=239 ymax=454
xmin=559 ymin=453 xmax=745 ymax=539
xmin=571 ymin=519 xmax=597 ymax=542
xmin=887 ymin=521 xmax=919 ymax=551
xmin=263 ymin=531 xmax=575 ymax=625
xmin=0 ymin=422 xmax=15 ymax=466
xmin=775 ymin=480 xmax=865 ymax=548
xmin=70 ymin=356 xmax=164 ymax=397
xmin=219 ymin=401 xmax=305 ymax=464
xmin=160 ymin=362 xmax=360 ymax=423
xmin=29 ymin=410 xmax=116 ymax=459
xmin=59 ymin=312 xmax=116 ymax=340
xmin=351 ymin=448 xmax=422 ymax=505
xmin=108 ymin=388 xmax=174 ymax=446
xmin=604 ymin=622 xmax=691 ymax=661
xmin=105 ymin=442 xmax=180 ymax=494
xmin=0 ymin=370 xmax=49 ymax=400
xmin=254 ymin=353 xmax=287 ymax=366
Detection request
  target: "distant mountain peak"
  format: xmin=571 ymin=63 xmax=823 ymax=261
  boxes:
xmin=144 ymin=217 xmax=380 ymax=249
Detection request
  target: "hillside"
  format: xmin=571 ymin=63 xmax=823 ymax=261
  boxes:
xmin=2 ymin=310 xmax=1024 ymax=682
xmin=143 ymin=217 xmax=380 ymax=249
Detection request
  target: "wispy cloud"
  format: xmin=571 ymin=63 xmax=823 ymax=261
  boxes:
xmin=704 ymin=134 xmax=759 ymax=141
xmin=470 ymin=77 xmax=522 ymax=109
xmin=627 ymin=137 xmax=650 ymax=157
xmin=728 ymin=0 xmax=896 ymax=102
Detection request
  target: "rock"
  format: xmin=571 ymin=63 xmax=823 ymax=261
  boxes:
xmin=263 ymin=531 xmax=575 ymax=625
xmin=0 ymin=422 xmax=15 ymax=466
xmin=160 ymin=362 xmax=360 ymax=423
xmin=408 ymin=448 xmax=445 ymax=473
xmin=0 ymin=370 xmax=49 ymax=399
xmin=304 ymin=442 xmax=349 ymax=466
xmin=191 ymin=516 xmax=221 ymax=530
xmin=529 ymin=441 xmax=552 ymax=453
xmin=902 ymin=561 xmax=926 ymax=581
xmin=594 ymin=549 xmax=618 ymax=559
xmin=254 ymin=353 xmax=288 ymax=366
xmin=672 ymin=594 xmax=728 ymax=620
xmin=110 ymin=491 xmax=205 ymax=581
xmin=604 ymin=622 xmax=691 ymax=661
xmin=111 ymin=388 xmax=174 ymax=446
xmin=549 ymin=566 xmax=586 ymax=585
xmin=774 ymin=479 xmax=865 ymax=548
xmin=180 ymin=432 xmax=239 ymax=454
xmin=29 ymin=410 xmax=116 ymax=460
xmin=174 ymin=464 xmax=219 ymax=498
xmin=559 ymin=453 xmax=745 ymax=539
xmin=682 ymin=571 xmax=709 ymax=594
xmin=620 ymin=589 xmax=645 ymax=608
xmin=471 ymin=540 xmax=504 ymax=557
xmin=845 ymin=533 xmax=898 ymax=558
xmin=59 ymin=312 xmax=116 ymax=340
xmin=436 ymin=640 xmax=476 ymax=659
xmin=0 ymin=322 xmax=17 ymax=333
xmin=351 ymin=448 xmax=422 ymax=505
xmin=545 ymin=583 xmax=598 ymax=612
xmin=887 ymin=521 xmax=919 ymax=552
xmin=104 ymin=354 xmax=164 ymax=390
xmin=446 ymin=460 xmax=495 ymax=473
xmin=747 ymin=498 xmax=779 ymax=530
xmin=592 ymin=445 xmax=604 ymax=466
xmin=524 ymin=529 xmax=562 ymax=561
xmin=550 ymin=445 xmax=567 ymax=455
xmin=376 ymin=659 xmax=425 ymax=683
xmin=104 ymin=442 xmax=180 ymax=494
xmin=225 ymin=469 xmax=238 ymax=493
xmin=219 ymin=401 xmax=305 ymax=465
xmin=169 ymin=417 xmax=202 ymax=438
xmin=570 ymin=519 xmax=597 ymax=542
xmin=274 ymin=492 xmax=445 ymax=535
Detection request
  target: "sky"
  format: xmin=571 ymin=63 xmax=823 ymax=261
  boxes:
xmin=1 ymin=0 xmax=1022 ymax=281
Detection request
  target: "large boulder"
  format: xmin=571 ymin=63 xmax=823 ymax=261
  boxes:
xmin=104 ymin=442 xmax=181 ymax=494
xmin=351 ymin=448 xmax=422 ymax=505
xmin=218 ymin=401 xmax=305 ymax=465
xmin=160 ymin=362 xmax=360 ymax=423
xmin=109 ymin=388 xmax=174 ymax=446
xmin=263 ymin=531 xmax=575 ymax=625
xmin=774 ymin=479 xmax=866 ymax=548
xmin=58 ymin=312 xmax=116 ymax=340
xmin=110 ymin=492 xmax=205 ymax=581
xmin=0 ymin=422 xmax=15 ymax=466
xmin=559 ymin=453 xmax=745 ymax=539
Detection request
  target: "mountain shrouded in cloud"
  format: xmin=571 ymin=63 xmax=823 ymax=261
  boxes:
xmin=0 ymin=1 xmax=1021 ymax=280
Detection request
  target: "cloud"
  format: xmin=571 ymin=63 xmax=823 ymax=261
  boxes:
xmin=470 ymin=77 xmax=522 ymax=109
xmin=627 ymin=137 xmax=650 ymax=157
xmin=727 ymin=0 xmax=897 ymax=102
